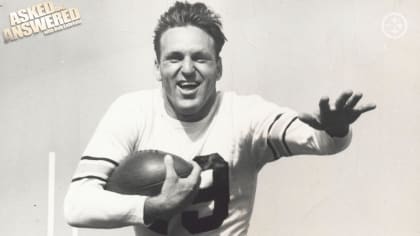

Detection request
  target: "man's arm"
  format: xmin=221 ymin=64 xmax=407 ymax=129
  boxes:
xmin=64 ymin=94 xmax=202 ymax=228
xmin=63 ymin=94 xmax=148 ymax=228
xmin=270 ymin=91 xmax=375 ymax=157
xmin=64 ymin=178 xmax=148 ymax=228
xmin=298 ymin=90 xmax=376 ymax=138
xmin=64 ymin=155 xmax=202 ymax=228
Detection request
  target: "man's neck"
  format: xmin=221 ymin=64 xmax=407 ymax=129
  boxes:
xmin=163 ymin=92 xmax=218 ymax=123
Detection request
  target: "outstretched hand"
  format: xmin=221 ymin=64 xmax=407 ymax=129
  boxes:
xmin=298 ymin=90 xmax=376 ymax=137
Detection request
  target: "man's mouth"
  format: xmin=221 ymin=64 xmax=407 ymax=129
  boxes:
xmin=177 ymin=81 xmax=201 ymax=94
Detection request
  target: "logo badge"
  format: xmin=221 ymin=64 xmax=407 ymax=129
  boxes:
xmin=382 ymin=12 xmax=407 ymax=39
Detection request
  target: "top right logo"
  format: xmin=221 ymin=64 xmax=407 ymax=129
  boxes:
xmin=382 ymin=12 xmax=408 ymax=39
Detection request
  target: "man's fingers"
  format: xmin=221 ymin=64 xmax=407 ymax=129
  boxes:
xmin=356 ymin=103 xmax=377 ymax=114
xmin=319 ymin=96 xmax=331 ymax=114
xmin=186 ymin=161 xmax=202 ymax=186
xmin=335 ymin=90 xmax=353 ymax=109
xmin=298 ymin=113 xmax=323 ymax=130
xmin=345 ymin=93 xmax=363 ymax=109
xmin=164 ymin=155 xmax=177 ymax=180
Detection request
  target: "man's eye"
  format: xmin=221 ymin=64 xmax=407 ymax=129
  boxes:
xmin=165 ymin=54 xmax=183 ymax=63
xmin=168 ymin=58 xmax=180 ymax=63
xmin=195 ymin=58 xmax=208 ymax=63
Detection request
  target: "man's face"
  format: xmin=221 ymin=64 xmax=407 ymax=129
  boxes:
xmin=156 ymin=26 xmax=222 ymax=122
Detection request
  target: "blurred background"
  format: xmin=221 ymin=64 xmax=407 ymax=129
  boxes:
xmin=1 ymin=0 xmax=419 ymax=235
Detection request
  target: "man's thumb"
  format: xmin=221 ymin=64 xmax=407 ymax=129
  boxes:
xmin=164 ymin=155 xmax=177 ymax=179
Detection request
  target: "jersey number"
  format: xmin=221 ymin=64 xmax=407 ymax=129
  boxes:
xmin=149 ymin=153 xmax=230 ymax=234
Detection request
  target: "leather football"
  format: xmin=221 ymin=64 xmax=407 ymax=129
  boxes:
xmin=105 ymin=150 xmax=193 ymax=196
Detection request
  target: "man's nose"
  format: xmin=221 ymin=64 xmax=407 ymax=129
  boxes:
xmin=181 ymin=58 xmax=194 ymax=76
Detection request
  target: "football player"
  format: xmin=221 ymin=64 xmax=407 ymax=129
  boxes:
xmin=64 ymin=2 xmax=376 ymax=235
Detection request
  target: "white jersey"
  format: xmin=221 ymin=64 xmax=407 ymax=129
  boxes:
xmin=65 ymin=88 xmax=351 ymax=236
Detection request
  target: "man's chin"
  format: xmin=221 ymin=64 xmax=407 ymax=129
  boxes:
xmin=177 ymin=104 xmax=201 ymax=116
xmin=172 ymin=102 xmax=206 ymax=121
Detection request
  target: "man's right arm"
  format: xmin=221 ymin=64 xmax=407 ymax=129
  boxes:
xmin=64 ymin=178 xmax=148 ymax=228
xmin=64 ymin=94 xmax=148 ymax=228
xmin=64 ymin=155 xmax=202 ymax=228
xmin=65 ymin=94 xmax=201 ymax=228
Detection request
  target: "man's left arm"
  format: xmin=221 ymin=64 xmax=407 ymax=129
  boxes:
xmin=271 ymin=90 xmax=376 ymax=156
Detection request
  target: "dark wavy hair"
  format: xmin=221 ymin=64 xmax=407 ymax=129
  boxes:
xmin=153 ymin=1 xmax=227 ymax=61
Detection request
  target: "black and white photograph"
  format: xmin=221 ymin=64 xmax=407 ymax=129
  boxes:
xmin=1 ymin=0 xmax=419 ymax=235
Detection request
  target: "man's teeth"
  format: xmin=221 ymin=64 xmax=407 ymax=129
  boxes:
xmin=178 ymin=82 xmax=199 ymax=89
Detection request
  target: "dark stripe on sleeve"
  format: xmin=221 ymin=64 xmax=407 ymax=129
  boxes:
xmin=81 ymin=156 xmax=119 ymax=167
xmin=282 ymin=116 xmax=298 ymax=156
xmin=267 ymin=114 xmax=283 ymax=160
xmin=72 ymin=175 xmax=107 ymax=183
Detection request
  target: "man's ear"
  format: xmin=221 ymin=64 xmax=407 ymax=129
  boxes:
xmin=216 ymin=57 xmax=223 ymax=81
xmin=154 ymin=59 xmax=161 ymax=81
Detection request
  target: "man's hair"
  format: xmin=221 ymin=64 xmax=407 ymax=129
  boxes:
xmin=153 ymin=1 xmax=227 ymax=60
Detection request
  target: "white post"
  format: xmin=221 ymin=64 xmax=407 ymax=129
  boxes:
xmin=48 ymin=152 xmax=55 ymax=236
xmin=72 ymin=227 xmax=79 ymax=236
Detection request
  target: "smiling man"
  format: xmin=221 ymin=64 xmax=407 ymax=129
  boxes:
xmin=158 ymin=25 xmax=222 ymax=121
xmin=64 ymin=2 xmax=376 ymax=236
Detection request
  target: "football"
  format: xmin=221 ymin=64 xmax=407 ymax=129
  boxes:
xmin=105 ymin=150 xmax=193 ymax=196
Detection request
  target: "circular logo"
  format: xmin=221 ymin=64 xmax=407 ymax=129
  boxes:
xmin=382 ymin=12 xmax=408 ymax=39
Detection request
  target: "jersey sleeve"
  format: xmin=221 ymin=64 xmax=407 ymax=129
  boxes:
xmin=276 ymin=118 xmax=352 ymax=156
xmin=64 ymin=94 xmax=149 ymax=227
xmin=242 ymin=95 xmax=352 ymax=168
xmin=235 ymin=94 xmax=298 ymax=167
xmin=73 ymin=94 xmax=141 ymax=183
